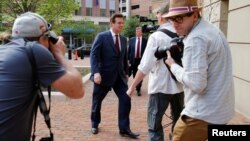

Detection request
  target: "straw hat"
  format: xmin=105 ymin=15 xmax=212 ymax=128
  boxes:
xmin=162 ymin=0 xmax=202 ymax=18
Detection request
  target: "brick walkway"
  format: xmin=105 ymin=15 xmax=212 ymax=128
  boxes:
xmin=34 ymin=57 xmax=250 ymax=141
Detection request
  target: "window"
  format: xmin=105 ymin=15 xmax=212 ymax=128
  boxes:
xmin=110 ymin=10 xmax=115 ymax=16
xmin=86 ymin=0 xmax=93 ymax=8
xmin=122 ymin=7 xmax=126 ymax=12
xmin=109 ymin=0 xmax=115 ymax=16
xmin=86 ymin=8 xmax=92 ymax=16
xmin=75 ymin=7 xmax=82 ymax=15
xmin=131 ymin=5 xmax=139 ymax=10
xmin=149 ymin=6 xmax=152 ymax=14
xmin=99 ymin=0 xmax=106 ymax=9
xmin=100 ymin=9 xmax=106 ymax=17
xmin=110 ymin=0 xmax=115 ymax=10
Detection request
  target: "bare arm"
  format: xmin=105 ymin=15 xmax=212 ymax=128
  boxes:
xmin=127 ymin=70 xmax=145 ymax=97
xmin=49 ymin=37 xmax=84 ymax=99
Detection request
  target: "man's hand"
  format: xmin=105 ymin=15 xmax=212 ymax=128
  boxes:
xmin=165 ymin=51 xmax=176 ymax=67
xmin=49 ymin=36 xmax=66 ymax=56
xmin=127 ymin=86 xmax=135 ymax=97
xmin=94 ymin=73 xmax=102 ymax=84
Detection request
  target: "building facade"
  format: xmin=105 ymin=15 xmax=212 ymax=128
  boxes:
xmin=201 ymin=0 xmax=250 ymax=119
xmin=120 ymin=0 xmax=168 ymax=17
xmin=65 ymin=0 xmax=120 ymax=52
xmin=73 ymin=0 xmax=119 ymax=27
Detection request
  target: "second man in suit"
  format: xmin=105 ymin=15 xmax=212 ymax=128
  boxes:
xmin=128 ymin=27 xmax=147 ymax=96
xmin=89 ymin=13 xmax=139 ymax=139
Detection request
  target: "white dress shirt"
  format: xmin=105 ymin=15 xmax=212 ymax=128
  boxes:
xmin=110 ymin=29 xmax=121 ymax=51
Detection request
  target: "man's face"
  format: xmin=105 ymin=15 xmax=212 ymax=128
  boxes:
xmin=136 ymin=29 xmax=142 ymax=37
xmin=111 ymin=17 xmax=124 ymax=33
xmin=156 ymin=12 xmax=162 ymax=24
xmin=168 ymin=12 xmax=197 ymax=36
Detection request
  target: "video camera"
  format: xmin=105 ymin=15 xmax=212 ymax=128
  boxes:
xmin=138 ymin=16 xmax=159 ymax=33
xmin=154 ymin=37 xmax=184 ymax=65
xmin=142 ymin=24 xmax=159 ymax=33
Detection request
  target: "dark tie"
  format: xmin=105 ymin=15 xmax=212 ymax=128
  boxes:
xmin=136 ymin=37 xmax=140 ymax=58
xmin=115 ymin=35 xmax=120 ymax=54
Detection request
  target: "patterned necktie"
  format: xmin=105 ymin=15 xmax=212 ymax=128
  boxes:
xmin=115 ymin=35 xmax=120 ymax=54
xmin=136 ymin=37 xmax=140 ymax=58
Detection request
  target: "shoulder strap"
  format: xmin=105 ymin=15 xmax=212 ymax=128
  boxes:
xmin=157 ymin=28 xmax=178 ymax=38
xmin=156 ymin=29 xmax=179 ymax=81
xmin=25 ymin=41 xmax=54 ymax=141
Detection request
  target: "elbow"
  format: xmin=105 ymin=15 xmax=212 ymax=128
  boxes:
xmin=52 ymin=72 xmax=85 ymax=99
xmin=70 ymin=87 xmax=85 ymax=99
xmin=191 ymin=82 xmax=207 ymax=94
xmin=65 ymin=81 xmax=85 ymax=99
xmin=183 ymin=73 xmax=207 ymax=94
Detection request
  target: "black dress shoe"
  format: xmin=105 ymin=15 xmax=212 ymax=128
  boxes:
xmin=137 ymin=90 xmax=141 ymax=96
xmin=91 ymin=127 xmax=98 ymax=134
xmin=119 ymin=129 xmax=140 ymax=139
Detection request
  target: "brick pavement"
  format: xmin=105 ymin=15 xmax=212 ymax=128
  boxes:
xmin=34 ymin=57 xmax=250 ymax=141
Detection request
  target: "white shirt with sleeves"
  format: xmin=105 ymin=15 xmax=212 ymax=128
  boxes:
xmin=138 ymin=22 xmax=183 ymax=95
xmin=171 ymin=18 xmax=235 ymax=124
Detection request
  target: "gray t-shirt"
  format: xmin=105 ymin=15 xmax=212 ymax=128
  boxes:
xmin=0 ymin=38 xmax=65 ymax=140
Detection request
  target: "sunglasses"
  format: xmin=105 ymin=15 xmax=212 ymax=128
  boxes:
xmin=168 ymin=12 xmax=194 ymax=24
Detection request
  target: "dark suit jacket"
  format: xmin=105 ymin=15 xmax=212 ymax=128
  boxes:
xmin=128 ymin=36 xmax=147 ymax=65
xmin=90 ymin=31 xmax=128 ymax=87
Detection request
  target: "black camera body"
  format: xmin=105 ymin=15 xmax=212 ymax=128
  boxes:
xmin=137 ymin=15 xmax=158 ymax=33
xmin=154 ymin=37 xmax=184 ymax=81
xmin=48 ymin=31 xmax=58 ymax=44
xmin=154 ymin=37 xmax=184 ymax=65
xmin=142 ymin=24 xmax=159 ymax=33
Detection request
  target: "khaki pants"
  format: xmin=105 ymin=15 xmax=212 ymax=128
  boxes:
xmin=173 ymin=115 xmax=208 ymax=141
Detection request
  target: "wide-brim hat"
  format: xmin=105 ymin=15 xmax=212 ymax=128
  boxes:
xmin=162 ymin=0 xmax=202 ymax=18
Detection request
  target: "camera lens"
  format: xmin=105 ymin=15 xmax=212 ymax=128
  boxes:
xmin=48 ymin=31 xmax=58 ymax=44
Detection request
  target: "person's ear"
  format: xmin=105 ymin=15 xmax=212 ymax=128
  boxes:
xmin=40 ymin=25 xmax=47 ymax=33
xmin=193 ymin=12 xmax=199 ymax=20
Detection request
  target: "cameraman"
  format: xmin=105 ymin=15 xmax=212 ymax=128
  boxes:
xmin=0 ymin=12 xmax=84 ymax=141
xmin=127 ymin=4 xmax=184 ymax=141
xmin=164 ymin=0 xmax=234 ymax=140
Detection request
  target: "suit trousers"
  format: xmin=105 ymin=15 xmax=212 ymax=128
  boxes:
xmin=91 ymin=76 xmax=131 ymax=131
xmin=148 ymin=92 xmax=184 ymax=141
xmin=131 ymin=58 xmax=143 ymax=91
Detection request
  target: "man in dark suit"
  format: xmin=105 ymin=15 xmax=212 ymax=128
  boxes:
xmin=89 ymin=13 xmax=139 ymax=139
xmin=128 ymin=27 xmax=147 ymax=96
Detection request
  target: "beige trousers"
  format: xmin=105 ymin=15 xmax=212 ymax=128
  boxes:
xmin=173 ymin=115 xmax=208 ymax=141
